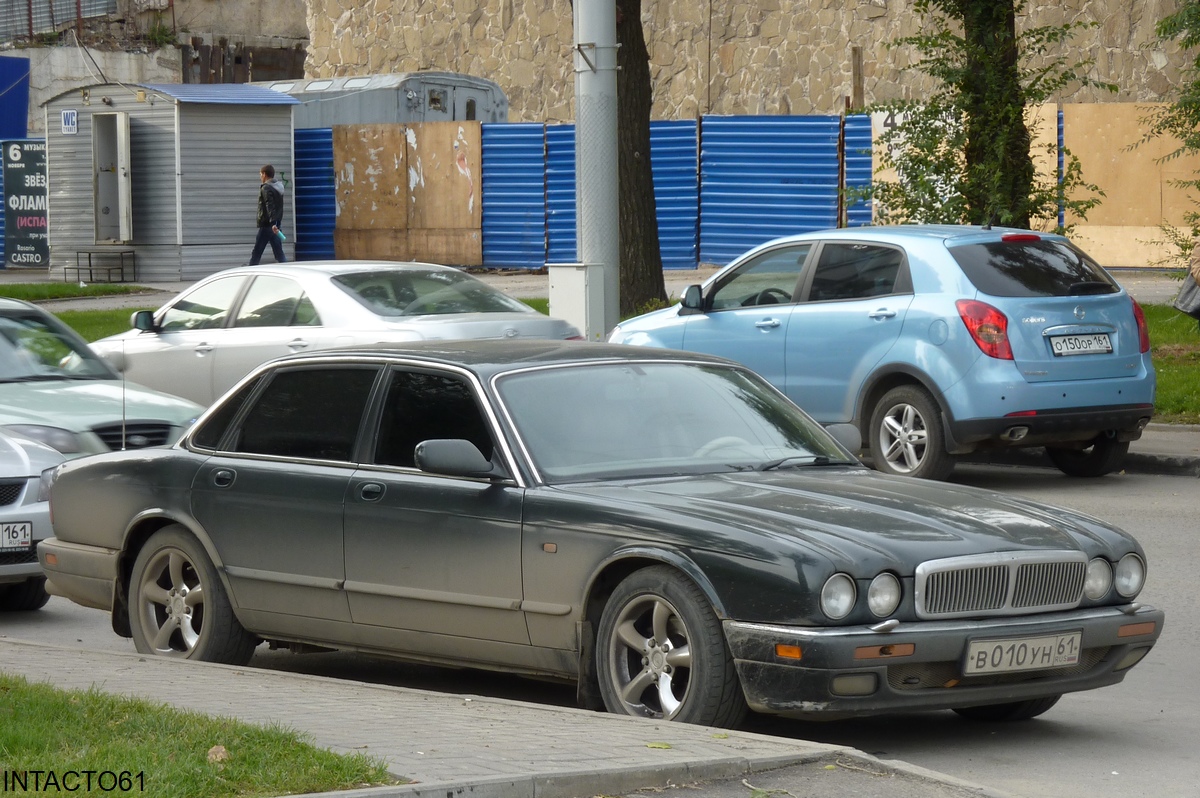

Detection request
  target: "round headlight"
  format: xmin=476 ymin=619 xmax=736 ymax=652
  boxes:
xmin=1084 ymin=558 xmax=1113 ymax=600
xmin=821 ymin=573 xmax=856 ymax=620
xmin=1114 ymin=553 xmax=1145 ymax=598
xmin=867 ymin=573 xmax=901 ymax=617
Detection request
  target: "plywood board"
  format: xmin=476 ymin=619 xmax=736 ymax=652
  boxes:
xmin=334 ymin=228 xmax=410 ymax=261
xmin=405 ymin=121 xmax=483 ymax=231
xmin=407 ymin=229 xmax=483 ymax=266
xmin=334 ymin=125 xmax=408 ymax=230
xmin=1063 ymin=104 xmax=1165 ymax=227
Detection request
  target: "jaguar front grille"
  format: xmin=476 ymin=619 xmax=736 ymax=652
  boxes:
xmin=915 ymin=551 xmax=1087 ymax=619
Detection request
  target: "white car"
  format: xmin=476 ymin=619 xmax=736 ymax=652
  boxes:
xmin=0 ymin=431 xmax=62 ymax=611
xmin=0 ymin=298 xmax=203 ymax=457
xmin=92 ymin=261 xmax=583 ymax=406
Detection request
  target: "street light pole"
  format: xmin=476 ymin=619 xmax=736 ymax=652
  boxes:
xmin=572 ymin=0 xmax=620 ymax=336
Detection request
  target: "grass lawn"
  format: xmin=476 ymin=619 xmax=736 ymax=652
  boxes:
xmin=0 ymin=283 xmax=157 ymax=302
xmin=0 ymin=674 xmax=398 ymax=798
xmin=1143 ymin=303 xmax=1200 ymax=424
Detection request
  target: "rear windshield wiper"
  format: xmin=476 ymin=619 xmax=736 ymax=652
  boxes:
xmin=1067 ymin=281 xmax=1116 ymax=296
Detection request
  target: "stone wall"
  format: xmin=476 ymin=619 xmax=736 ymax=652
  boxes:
xmin=304 ymin=0 xmax=1189 ymax=123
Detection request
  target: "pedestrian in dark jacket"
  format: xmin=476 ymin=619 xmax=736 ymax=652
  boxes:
xmin=249 ymin=164 xmax=286 ymax=265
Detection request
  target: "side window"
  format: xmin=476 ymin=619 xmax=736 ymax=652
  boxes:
xmin=808 ymin=244 xmax=904 ymax=302
xmin=374 ymin=370 xmax=494 ymax=468
xmin=232 ymin=367 xmax=378 ymax=461
xmin=709 ymin=245 xmax=810 ymax=310
xmin=190 ymin=376 xmax=263 ymax=450
xmin=234 ymin=276 xmax=320 ymax=328
xmin=159 ymin=276 xmax=245 ymax=331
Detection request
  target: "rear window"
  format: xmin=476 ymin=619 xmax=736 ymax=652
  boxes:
xmin=948 ymin=239 xmax=1119 ymax=297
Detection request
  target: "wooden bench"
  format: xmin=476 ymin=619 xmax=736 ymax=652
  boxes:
xmin=66 ymin=249 xmax=135 ymax=283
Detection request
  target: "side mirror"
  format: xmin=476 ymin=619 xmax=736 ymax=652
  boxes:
xmin=680 ymin=284 xmax=705 ymax=313
xmin=132 ymin=310 xmax=159 ymax=332
xmin=415 ymin=439 xmax=511 ymax=481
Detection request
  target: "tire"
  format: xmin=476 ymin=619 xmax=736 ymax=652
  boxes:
xmin=596 ymin=566 xmax=747 ymax=728
xmin=0 ymin=577 xmax=51 ymax=611
xmin=128 ymin=525 xmax=258 ymax=665
xmin=1045 ymin=435 xmax=1129 ymax=478
xmin=868 ymin=385 xmax=955 ymax=480
xmin=952 ymin=695 xmax=1062 ymax=722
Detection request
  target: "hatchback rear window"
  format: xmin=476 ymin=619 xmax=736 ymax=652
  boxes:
xmin=948 ymin=239 xmax=1119 ymax=297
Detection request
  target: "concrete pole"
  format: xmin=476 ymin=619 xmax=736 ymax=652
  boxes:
xmin=572 ymin=0 xmax=620 ymax=335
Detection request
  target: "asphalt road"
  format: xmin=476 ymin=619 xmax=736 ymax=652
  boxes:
xmin=4 ymin=461 xmax=1193 ymax=798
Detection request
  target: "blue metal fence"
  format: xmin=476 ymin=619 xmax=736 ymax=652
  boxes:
xmin=293 ymin=128 xmax=335 ymax=261
xmin=650 ymin=120 xmax=700 ymax=269
xmin=291 ymin=115 xmax=878 ymax=269
xmin=545 ymin=124 xmax=577 ymax=264
xmin=699 ymin=115 xmax=843 ymax=265
xmin=481 ymin=122 xmax=547 ymax=269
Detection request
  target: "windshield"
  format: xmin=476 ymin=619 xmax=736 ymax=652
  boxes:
xmin=496 ymin=361 xmax=854 ymax=482
xmin=334 ymin=269 xmax=533 ymax=317
xmin=0 ymin=311 xmax=116 ymax=382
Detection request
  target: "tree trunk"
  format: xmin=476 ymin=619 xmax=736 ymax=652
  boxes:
xmin=961 ymin=0 xmax=1033 ymax=228
xmin=615 ymin=0 xmax=666 ymax=315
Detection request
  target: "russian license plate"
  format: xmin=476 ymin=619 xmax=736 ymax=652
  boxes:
xmin=1 ymin=521 xmax=33 ymax=551
xmin=964 ymin=631 xmax=1082 ymax=675
xmin=1049 ymin=333 xmax=1112 ymax=356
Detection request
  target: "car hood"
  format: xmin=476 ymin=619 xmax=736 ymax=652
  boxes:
xmin=382 ymin=312 xmax=581 ymax=340
xmin=0 ymin=432 xmax=64 ymax=476
xmin=553 ymin=468 xmax=1129 ymax=572
xmin=0 ymin=379 xmax=202 ymax=429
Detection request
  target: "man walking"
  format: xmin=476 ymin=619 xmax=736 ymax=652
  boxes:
xmin=249 ymin=164 xmax=286 ymax=265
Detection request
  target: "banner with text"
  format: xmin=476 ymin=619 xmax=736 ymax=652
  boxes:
xmin=2 ymin=140 xmax=48 ymax=269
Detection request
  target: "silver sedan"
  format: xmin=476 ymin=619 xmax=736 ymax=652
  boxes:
xmin=92 ymin=261 xmax=582 ymax=405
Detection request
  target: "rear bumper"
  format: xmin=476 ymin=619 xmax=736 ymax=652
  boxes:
xmin=36 ymin=537 xmax=119 ymax=612
xmin=723 ymin=604 xmax=1163 ymax=719
xmin=947 ymin=404 xmax=1153 ymax=449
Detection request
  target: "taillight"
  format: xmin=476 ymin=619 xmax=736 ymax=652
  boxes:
xmin=1001 ymin=233 xmax=1041 ymax=242
xmin=1131 ymin=298 xmax=1151 ymax=353
xmin=956 ymin=299 xmax=1013 ymax=360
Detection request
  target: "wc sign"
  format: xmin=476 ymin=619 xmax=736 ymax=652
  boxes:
xmin=61 ymin=109 xmax=78 ymax=135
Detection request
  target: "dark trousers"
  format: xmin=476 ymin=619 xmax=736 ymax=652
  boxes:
xmin=249 ymin=225 xmax=286 ymax=265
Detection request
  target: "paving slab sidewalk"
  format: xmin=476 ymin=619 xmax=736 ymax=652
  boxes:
xmin=0 ymin=639 xmax=1012 ymax=798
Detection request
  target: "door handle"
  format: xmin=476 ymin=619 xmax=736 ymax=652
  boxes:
xmin=359 ymin=482 xmax=385 ymax=501
xmin=288 ymin=338 xmax=311 ymax=350
xmin=754 ymin=318 xmax=781 ymax=329
xmin=194 ymin=343 xmax=214 ymax=354
xmin=211 ymin=469 xmax=235 ymax=488
xmin=868 ymin=309 xmax=897 ymax=320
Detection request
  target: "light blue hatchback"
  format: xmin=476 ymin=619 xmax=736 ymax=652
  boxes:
xmin=609 ymin=225 xmax=1155 ymax=479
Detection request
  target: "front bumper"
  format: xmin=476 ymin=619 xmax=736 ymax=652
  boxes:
xmin=36 ymin=537 xmax=120 ymax=612
xmin=724 ymin=604 xmax=1163 ymax=719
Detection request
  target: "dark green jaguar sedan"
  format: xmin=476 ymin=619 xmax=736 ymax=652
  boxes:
xmin=38 ymin=340 xmax=1163 ymax=728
